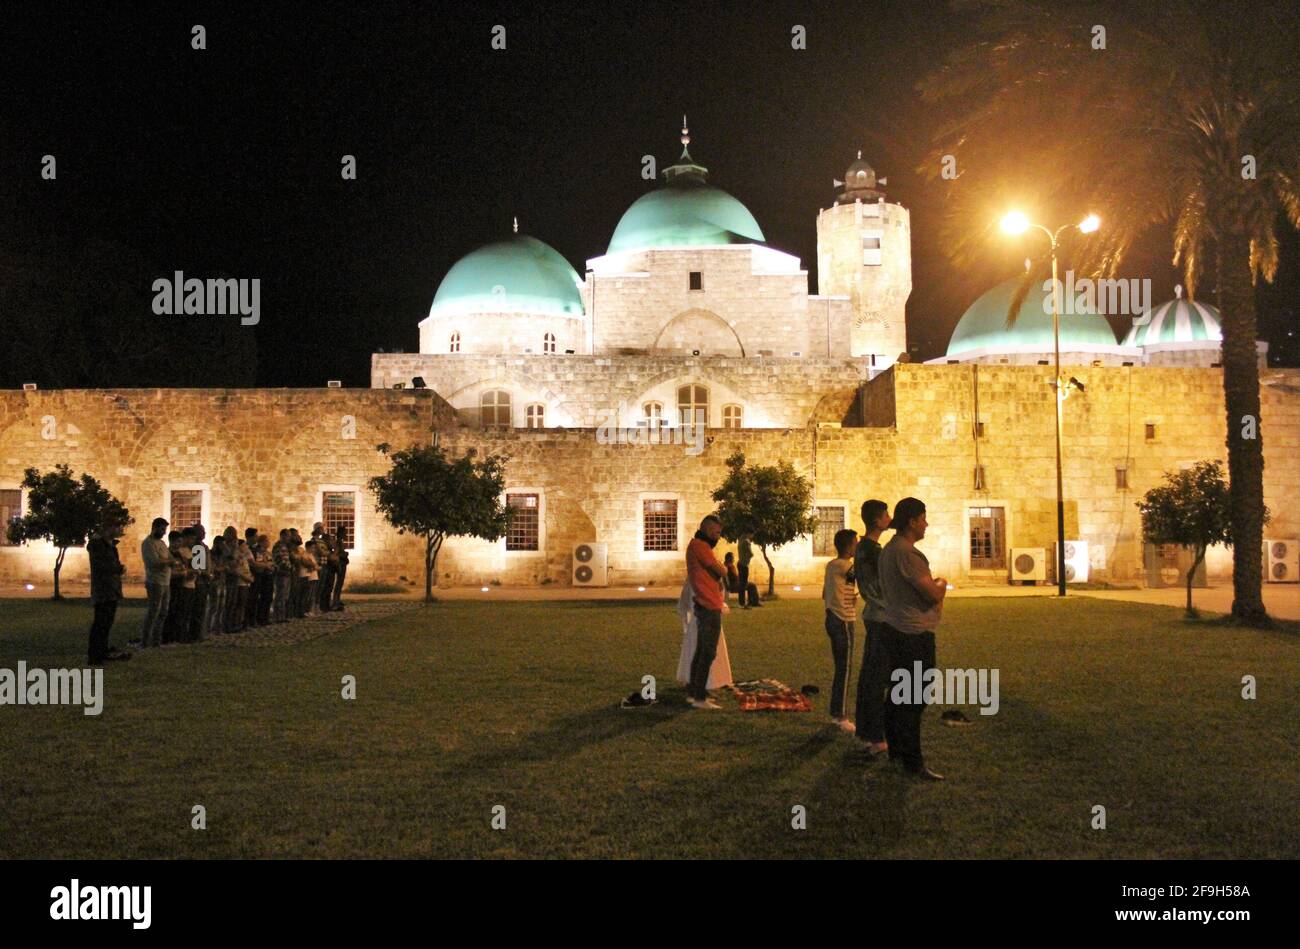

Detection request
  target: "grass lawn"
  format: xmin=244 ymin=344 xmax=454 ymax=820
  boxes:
xmin=1 ymin=594 xmax=1296 ymax=859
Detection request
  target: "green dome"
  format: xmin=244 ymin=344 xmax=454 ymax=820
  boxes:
xmin=947 ymin=278 xmax=1119 ymax=357
xmin=607 ymin=180 xmax=765 ymax=254
xmin=1122 ymin=291 xmax=1222 ymax=346
xmin=429 ymin=235 xmax=584 ymax=319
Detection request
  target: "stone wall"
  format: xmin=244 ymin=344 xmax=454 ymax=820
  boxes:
xmin=372 ymin=352 xmax=872 ymax=430
xmin=426 ymin=364 xmax=1300 ymax=589
xmin=0 ymin=389 xmax=439 ymax=588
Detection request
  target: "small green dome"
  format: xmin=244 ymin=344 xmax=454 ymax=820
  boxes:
xmin=947 ymin=278 xmax=1119 ymax=357
xmin=1122 ymin=290 xmax=1222 ymax=346
xmin=429 ymin=235 xmax=584 ymax=319
xmin=607 ymin=181 xmax=765 ymax=254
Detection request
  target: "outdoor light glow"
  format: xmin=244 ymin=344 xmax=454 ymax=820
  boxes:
xmin=1078 ymin=214 xmax=1100 ymax=234
xmin=793 ymin=585 xmax=802 ymax=592
xmin=1000 ymin=210 xmax=1030 ymax=235
xmin=480 ymin=586 xmax=490 ymax=592
xmin=25 ymin=584 xmax=35 ymax=591
xmin=637 ymin=586 xmax=646 ymax=592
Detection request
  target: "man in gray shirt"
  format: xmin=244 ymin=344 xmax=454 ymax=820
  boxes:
xmin=853 ymin=498 xmax=892 ymax=755
xmin=877 ymin=497 xmax=947 ymax=780
xmin=139 ymin=516 xmax=172 ymax=648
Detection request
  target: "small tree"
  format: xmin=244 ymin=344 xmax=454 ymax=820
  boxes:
xmin=712 ymin=451 xmax=817 ymax=598
xmin=1137 ymin=460 xmax=1266 ymax=617
xmin=6 ymin=465 xmax=132 ymax=600
xmin=368 ymin=443 xmax=511 ymax=603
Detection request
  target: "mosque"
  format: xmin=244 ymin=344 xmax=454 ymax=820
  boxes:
xmin=2 ymin=125 xmax=1297 ymax=592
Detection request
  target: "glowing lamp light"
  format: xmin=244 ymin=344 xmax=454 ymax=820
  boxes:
xmin=637 ymin=586 xmax=646 ymax=592
xmin=793 ymin=585 xmax=802 ymax=592
xmin=25 ymin=583 xmax=35 ymax=591
xmin=480 ymin=586 xmax=490 ymax=593
xmin=999 ymin=211 xmax=1030 ymax=235
xmin=1078 ymin=214 xmax=1101 ymax=234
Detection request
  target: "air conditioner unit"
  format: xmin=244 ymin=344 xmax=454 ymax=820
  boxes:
xmin=1143 ymin=543 xmax=1207 ymax=589
xmin=1056 ymin=540 xmax=1090 ymax=584
xmin=1265 ymin=538 xmax=1299 ymax=583
xmin=572 ymin=542 xmax=608 ymax=587
xmin=1010 ymin=548 xmax=1046 ymax=584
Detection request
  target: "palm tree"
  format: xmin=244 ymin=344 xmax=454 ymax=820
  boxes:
xmin=918 ymin=0 xmax=1300 ymax=624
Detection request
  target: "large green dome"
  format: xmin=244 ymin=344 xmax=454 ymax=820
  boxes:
xmin=607 ymin=181 xmax=765 ymax=254
xmin=429 ymin=235 xmax=584 ymax=319
xmin=947 ymin=278 xmax=1119 ymax=357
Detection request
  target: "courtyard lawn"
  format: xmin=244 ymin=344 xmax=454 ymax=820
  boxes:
xmin=1 ymin=594 xmax=1296 ymax=859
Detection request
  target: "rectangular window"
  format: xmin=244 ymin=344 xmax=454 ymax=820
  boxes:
xmin=0 ymin=489 xmax=21 ymax=546
xmin=506 ymin=493 xmax=540 ymax=551
xmin=643 ymin=499 xmax=679 ymax=552
xmin=689 ymin=271 xmax=703 ymax=291
xmin=1116 ymin=467 xmax=1129 ymax=490
xmin=862 ymin=230 xmax=883 ymax=266
xmin=812 ymin=505 xmax=845 ymax=557
xmin=322 ymin=491 xmax=357 ymax=550
xmin=974 ymin=421 xmax=986 ymax=438
xmin=169 ymin=489 xmax=204 ymax=529
xmin=968 ymin=506 xmax=1006 ymax=570
xmin=1145 ymin=423 xmax=1157 ymax=441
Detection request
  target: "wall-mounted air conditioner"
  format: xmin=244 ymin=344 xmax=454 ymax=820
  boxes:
xmin=1010 ymin=548 xmax=1046 ymax=584
xmin=1056 ymin=540 xmax=1090 ymax=584
xmin=1143 ymin=543 xmax=1207 ymax=589
xmin=572 ymin=542 xmax=608 ymax=587
xmin=1265 ymin=539 xmax=1299 ymax=583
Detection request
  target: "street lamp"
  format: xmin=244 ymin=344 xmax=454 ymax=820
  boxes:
xmin=999 ymin=211 xmax=1101 ymax=597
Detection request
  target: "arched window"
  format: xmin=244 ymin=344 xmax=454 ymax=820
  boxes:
xmin=543 ymin=332 xmax=556 ymax=354
xmin=677 ymin=384 xmax=708 ymax=430
xmin=642 ymin=401 xmax=664 ymax=431
xmin=480 ymin=389 xmax=511 ymax=429
xmin=449 ymin=331 xmax=461 ymax=353
xmin=526 ymin=403 xmax=545 ymax=429
xmin=722 ymin=404 xmax=743 ymax=429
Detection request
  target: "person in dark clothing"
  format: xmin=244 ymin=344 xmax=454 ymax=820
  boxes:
xmin=330 ymin=544 xmax=349 ymax=611
xmin=685 ymin=514 xmax=729 ymax=709
xmin=87 ymin=523 xmax=130 ymax=665
xmin=187 ymin=525 xmax=211 ymax=643
xmin=853 ymin=498 xmax=892 ymax=757
xmin=877 ymin=497 xmax=948 ymax=781
xmin=723 ymin=551 xmax=761 ymax=608
xmin=736 ymin=534 xmax=757 ymax=606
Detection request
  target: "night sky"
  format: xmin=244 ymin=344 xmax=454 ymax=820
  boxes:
xmin=4 ymin=2 xmax=1298 ymax=388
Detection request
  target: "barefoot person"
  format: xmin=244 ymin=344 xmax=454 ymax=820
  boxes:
xmin=685 ymin=514 xmax=730 ymax=710
xmin=675 ymin=573 xmax=733 ymax=692
xmin=878 ymin=497 xmax=948 ymax=781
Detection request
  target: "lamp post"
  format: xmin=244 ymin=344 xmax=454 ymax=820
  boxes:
xmin=1000 ymin=212 xmax=1099 ymax=597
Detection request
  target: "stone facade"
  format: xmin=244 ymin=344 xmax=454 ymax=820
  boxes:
xmin=816 ymin=198 xmax=911 ymax=360
xmin=371 ymin=352 xmax=875 ymax=430
xmin=0 ymin=389 xmax=443 ymax=587
xmin=426 ymin=364 xmax=1300 ymax=590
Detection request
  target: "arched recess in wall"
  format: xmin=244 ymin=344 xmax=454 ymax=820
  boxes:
xmin=443 ymin=377 xmax=576 ymax=429
xmin=652 ymin=308 xmax=746 ymax=357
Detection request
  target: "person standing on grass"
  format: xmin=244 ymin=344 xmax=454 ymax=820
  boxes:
xmin=685 ymin=514 xmax=730 ymax=710
xmin=87 ymin=521 xmax=129 ymax=665
xmin=723 ymin=551 xmax=761 ymax=608
xmin=853 ymin=498 xmax=892 ymax=757
xmin=822 ymin=528 xmax=859 ymax=733
xmin=139 ymin=517 xmax=172 ymax=648
xmin=188 ymin=525 xmax=211 ymax=643
xmin=737 ymin=532 xmax=756 ymax=607
xmin=330 ymin=541 xmax=349 ymax=611
xmin=877 ymin=497 xmax=948 ymax=781
xmin=271 ymin=529 xmax=293 ymax=622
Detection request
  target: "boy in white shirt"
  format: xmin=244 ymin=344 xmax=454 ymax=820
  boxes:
xmin=822 ymin=528 xmax=859 ymax=732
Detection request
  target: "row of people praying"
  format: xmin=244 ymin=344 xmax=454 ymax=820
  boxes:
xmin=132 ymin=518 xmax=350 ymax=649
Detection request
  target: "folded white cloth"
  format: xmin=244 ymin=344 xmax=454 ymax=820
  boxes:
xmin=675 ymin=578 xmax=733 ymax=689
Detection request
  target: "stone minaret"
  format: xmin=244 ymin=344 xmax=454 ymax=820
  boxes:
xmin=815 ymin=152 xmax=911 ymax=363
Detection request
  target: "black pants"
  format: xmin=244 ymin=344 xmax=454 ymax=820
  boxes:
xmin=88 ymin=600 xmax=118 ymax=663
xmin=255 ymin=574 xmax=273 ymax=625
xmin=854 ymin=618 xmax=891 ymax=743
xmin=881 ymin=624 xmax=937 ymax=771
xmin=824 ymin=611 xmax=855 ymax=719
xmin=163 ymin=577 xmax=186 ymax=643
xmin=330 ymin=562 xmax=347 ymax=609
xmin=318 ymin=565 xmax=335 ymax=611
xmin=188 ymin=585 xmax=208 ymax=642
xmin=168 ymin=586 xmax=194 ymax=644
xmin=688 ymin=605 xmax=722 ymax=700
xmin=737 ymin=563 xmax=752 ymax=604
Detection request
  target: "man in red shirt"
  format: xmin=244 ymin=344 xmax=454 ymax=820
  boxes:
xmin=685 ymin=514 xmax=729 ymax=709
